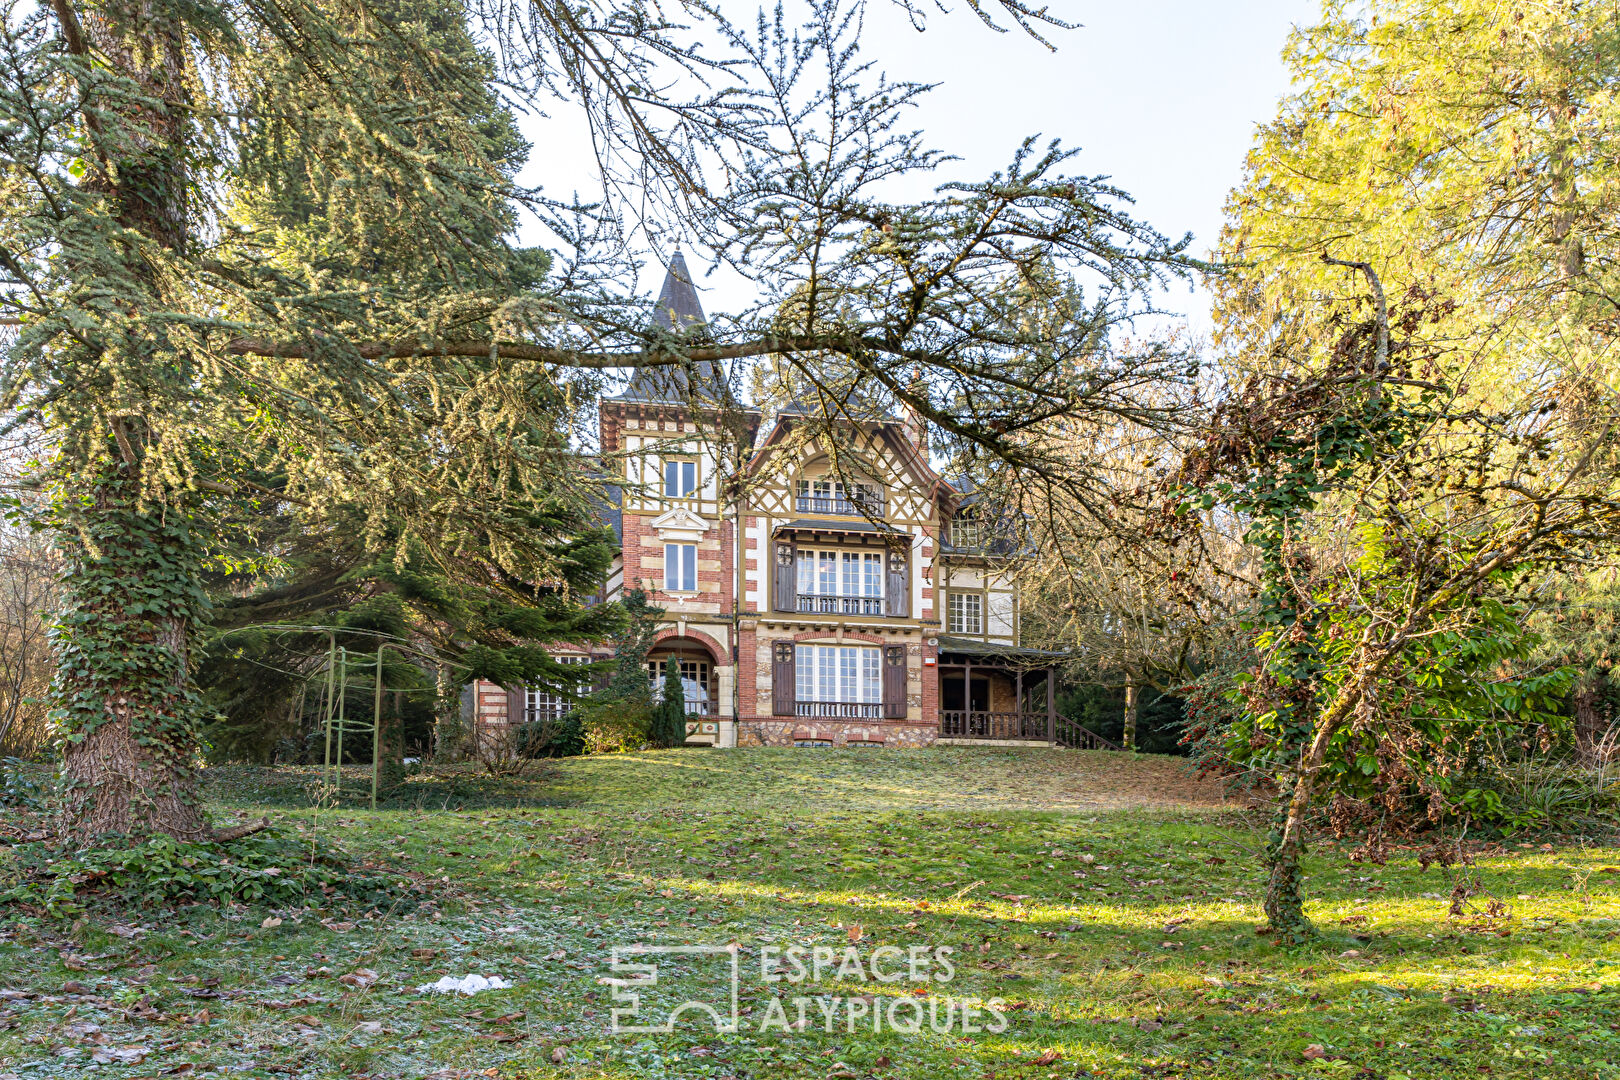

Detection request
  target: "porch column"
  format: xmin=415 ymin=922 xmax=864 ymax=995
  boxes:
xmin=1046 ymin=667 xmax=1056 ymax=746
xmin=1014 ymin=669 xmax=1023 ymax=740
xmin=964 ymin=658 xmax=972 ymax=736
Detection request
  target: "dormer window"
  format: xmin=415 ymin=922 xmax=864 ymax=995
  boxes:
xmin=949 ymin=516 xmax=983 ymax=550
xmin=663 ymin=459 xmax=698 ymax=499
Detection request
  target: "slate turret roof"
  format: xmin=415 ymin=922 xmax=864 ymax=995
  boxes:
xmin=613 ymin=252 xmax=719 ymax=403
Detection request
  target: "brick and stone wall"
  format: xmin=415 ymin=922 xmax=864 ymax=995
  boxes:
xmin=738 ymin=719 xmax=938 ymax=747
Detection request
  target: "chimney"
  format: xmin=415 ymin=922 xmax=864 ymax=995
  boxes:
xmin=900 ymin=367 xmax=928 ymax=455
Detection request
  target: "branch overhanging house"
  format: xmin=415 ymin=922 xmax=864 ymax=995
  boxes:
xmin=468 ymin=255 xmax=1118 ymax=750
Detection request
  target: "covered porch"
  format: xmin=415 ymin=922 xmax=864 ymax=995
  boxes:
xmin=935 ymin=636 xmax=1062 ymax=744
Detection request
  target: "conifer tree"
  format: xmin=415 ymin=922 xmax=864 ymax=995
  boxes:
xmin=649 ymin=658 xmax=688 ymax=749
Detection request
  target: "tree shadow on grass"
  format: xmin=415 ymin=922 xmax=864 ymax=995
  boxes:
xmin=201 ymin=763 xmax=581 ymax=811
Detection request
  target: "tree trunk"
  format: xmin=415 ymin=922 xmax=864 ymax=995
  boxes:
xmin=1572 ymin=673 xmax=1607 ymax=765
xmin=1121 ymin=675 xmax=1138 ymax=751
xmin=380 ymin=688 xmax=406 ymax=785
xmin=432 ymin=661 xmax=466 ymax=761
xmin=55 ymin=471 xmax=209 ymax=843
xmin=1261 ymin=775 xmax=1314 ymax=939
xmin=48 ymin=6 xmax=206 ymax=842
xmin=1260 ymin=710 xmax=1340 ymax=940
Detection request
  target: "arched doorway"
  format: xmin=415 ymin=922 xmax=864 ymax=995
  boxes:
xmin=645 ymin=635 xmax=722 ymax=717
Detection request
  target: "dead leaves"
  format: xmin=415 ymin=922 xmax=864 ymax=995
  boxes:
xmin=338 ymin=968 xmax=379 ymax=990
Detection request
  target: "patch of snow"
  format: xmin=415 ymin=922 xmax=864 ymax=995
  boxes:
xmin=415 ymin=974 xmax=512 ymax=995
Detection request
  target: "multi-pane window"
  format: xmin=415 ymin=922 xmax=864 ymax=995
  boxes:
xmin=796 ymin=479 xmax=882 ymax=514
xmin=796 ymin=549 xmax=883 ymax=615
xmin=949 ymin=516 xmax=983 ymax=549
xmin=947 ymin=592 xmax=984 ymax=635
xmin=663 ymin=459 xmax=698 ymax=498
xmin=664 ymin=543 xmax=697 ymax=592
xmin=647 ymin=657 xmax=712 ymax=715
xmin=795 ymin=645 xmax=881 ymax=716
xmin=525 ymin=655 xmax=589 ymax=722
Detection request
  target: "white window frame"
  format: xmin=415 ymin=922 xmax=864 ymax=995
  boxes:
xmin=796 ymin=478 xmax=882 ymax=512
xmin=795 ymin=645 xmax=881 ymax=704
xmin=950 ymin=517 xmax=983 ymax=549
xmin=795 ymin=548 xmax=883 ymax=614
xmin=525 ymin=655 xmax=589 ymax=722
xmin=947 ymin=592 xmax=984 ymax=635
xmin=663 ymin=458 xmax=699 ymax=499
xmin=664 ymin=542 xmax=697 ymax=592
xmin=647 ymin=656 xmax=712 ymax=715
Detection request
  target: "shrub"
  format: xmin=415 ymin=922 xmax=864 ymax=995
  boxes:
xmin=1456 ymin=751 xmax=1620 ymax=833
xmin=0 ymin=827 xmax=407 ymax=916
xmin=516 ymin=710 xmax=586 ymax=758
xmin=581 ymin=694 xmax=652 ymax=753
xmin=1056 ymin=682 xmax=1187 ymax=754
xmin=1175 ymin=670 xmax=1267 ymax=796
xmin=0 ymin=757 xmax=50 ymax=808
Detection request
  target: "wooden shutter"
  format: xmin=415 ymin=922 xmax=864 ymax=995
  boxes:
xmin=773 ymin=540 xmax=797 ymax=613
xmin=506 ymin=685 xmax=526 ymax=726
xmin=771 ymin=640 xmax=796 ymax=716
xmin=883 ymin=645 xmax=907 ymax=719
xmin=885 ymin=545 xmax=909 ymax=617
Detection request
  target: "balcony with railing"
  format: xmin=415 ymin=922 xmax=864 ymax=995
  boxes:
xmin=796 ymin=594 xmax=885 ymax=617
xmin=795 ymin=493 xmax=886 ymax=517
xmin=796 ymin=701 xmax=885 ymax=719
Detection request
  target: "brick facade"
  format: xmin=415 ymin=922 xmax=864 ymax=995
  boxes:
xmin=469 ymin=258 xmax=1038 ymax=751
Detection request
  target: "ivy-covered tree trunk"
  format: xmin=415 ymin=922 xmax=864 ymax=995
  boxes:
xmin=1261 ymin=736 xmax=1332 ymax=939
xmin=47 ymin=8 xmax=209 ymax=842
xmin=54 ymin=468 xmax=210 ymax=842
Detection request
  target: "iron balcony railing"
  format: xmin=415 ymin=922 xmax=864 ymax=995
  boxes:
xmin=796 ymin=594 xmax=885 ymax=616
xmin=796 ymin=494 xmax=886 ymax=516
xmin=796 ymin=701 xmax=884 ymax=719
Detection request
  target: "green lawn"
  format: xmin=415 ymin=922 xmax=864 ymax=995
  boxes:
xmin=2 ymin=748 xmax=1618 ymax=1079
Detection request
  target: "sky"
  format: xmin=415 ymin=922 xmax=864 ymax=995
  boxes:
xmin=512 ymin=0 xmax=1317 ymax=338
